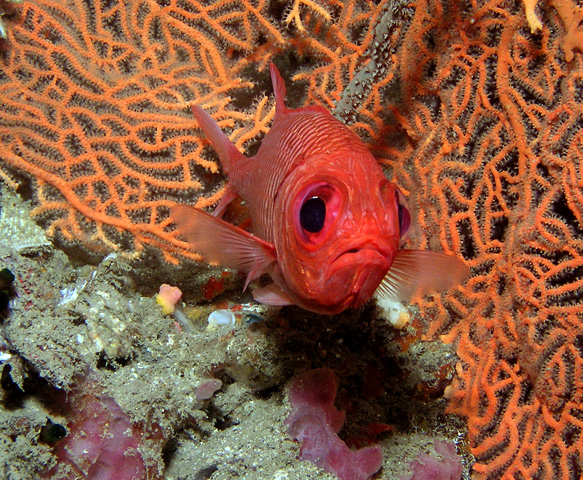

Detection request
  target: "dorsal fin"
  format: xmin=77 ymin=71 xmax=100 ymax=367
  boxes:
xmin=269 ymin=63 xmax=331 ymax=118
xmin=191 ymin=105 xmax=245 ymax=175
xmin=269 ymin=63 xmax=290 ymax=118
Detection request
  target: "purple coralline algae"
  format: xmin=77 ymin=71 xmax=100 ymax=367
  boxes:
xmin=43 ymin=371 xmax=164 ymax=480
xmin=286 ymin=368 xmax=383 ymax=480
xmin=400 ymin=438 xmax=463 ymax=480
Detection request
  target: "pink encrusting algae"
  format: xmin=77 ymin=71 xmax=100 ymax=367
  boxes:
xmin=43 ymin=371 xmax=165 ymax=480
xmin=400 ymin=439 xmax=463 ymax=480
xmin=286 ymin=368 xmax=383 ymax=480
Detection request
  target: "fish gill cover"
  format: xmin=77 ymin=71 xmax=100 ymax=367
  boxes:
xmin=1 ymin=0 xmax=583 ymax=478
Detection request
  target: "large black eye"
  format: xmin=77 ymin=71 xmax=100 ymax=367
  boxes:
xmin=300 ymin=196 xmax=326 ymax=233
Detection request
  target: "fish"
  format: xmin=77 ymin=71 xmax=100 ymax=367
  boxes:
xmin=171 ymin=64 xmax=469 ymax=315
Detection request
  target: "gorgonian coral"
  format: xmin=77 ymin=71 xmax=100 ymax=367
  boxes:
xmin=2 ymin=1 xmax=583 ymax=478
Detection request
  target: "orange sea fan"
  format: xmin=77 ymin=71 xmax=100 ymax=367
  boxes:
xmin=289 ymin=0 xmax=392 ymax=109
xmin=375 ymin=1 xmax=583 ymax=478
xmin=0 ymin=0 xmax=405 ymax=262
xmin=2 ymin=0 xmax=583 ymax=478
xmin=0 ymin=0 xmax=282 ymax=261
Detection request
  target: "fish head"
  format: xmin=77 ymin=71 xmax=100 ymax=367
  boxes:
xmin=273 ymin=152 xmax=411 ymax=314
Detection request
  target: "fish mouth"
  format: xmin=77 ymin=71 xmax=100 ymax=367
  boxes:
xmin=331 ymin=241 xmax=391 ymax=268
xmin=329 ymin=241 xmax=393 ymax=308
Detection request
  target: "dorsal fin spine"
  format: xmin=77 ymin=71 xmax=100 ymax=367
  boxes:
xmin=269 ymin=63 xmax=290 ymax=118
xmin=191 ymin=105 xmax=244 ymax=175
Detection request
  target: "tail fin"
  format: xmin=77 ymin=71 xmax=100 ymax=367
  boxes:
xmin=191 ymin=105 xmax=245 ymax=175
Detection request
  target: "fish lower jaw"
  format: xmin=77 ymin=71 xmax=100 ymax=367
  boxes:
xmin=330 ymin=247 xmax=391 ymax=272
xmin=326 ymin=250 xmax=391 ymax=309
xmin=352 ymin=267 xmax=388 ymax=308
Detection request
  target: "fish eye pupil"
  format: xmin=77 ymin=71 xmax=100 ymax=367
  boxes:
xmin=300 ymin=196 xmax=326 ymax=233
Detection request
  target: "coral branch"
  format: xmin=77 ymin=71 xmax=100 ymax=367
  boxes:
xmin=2 ymin=1 xmax=583 ymax=478
xmin=0 ymin=0 xmax=279 ymax=262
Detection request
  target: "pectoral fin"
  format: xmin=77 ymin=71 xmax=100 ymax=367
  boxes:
xmin=375 ymin=249 xmax=470 ymax=303
xmin=252 ymin=283 xmax=295 ymax=306
xmin=172 ymin=205 xmax=277 ymax=290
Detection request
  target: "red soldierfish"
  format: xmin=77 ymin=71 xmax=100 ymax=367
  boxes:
xmin=172 ymin=64 xmax=469 ymax=315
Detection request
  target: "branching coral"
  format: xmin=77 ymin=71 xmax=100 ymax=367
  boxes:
xmin=0 ymin=0 xmax=395 ymax=262
xmin=548 ymin=0 xmax=583 ymax=62
xmin=0 ymin=0 xmax=282 ymax=261
xmin=375 ymin=1 xmax=583 ymax=479
xmin=522 ymin=1 xmax=583 ymax=61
